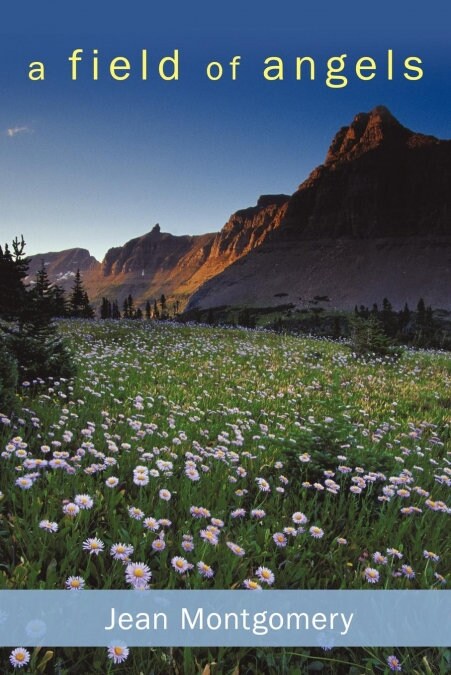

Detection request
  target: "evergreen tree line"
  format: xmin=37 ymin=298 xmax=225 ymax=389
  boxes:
xmin=354 ymin=297 xmax=445 ymax=349
xmin=99 ymin=293 xmax=181 ymax=321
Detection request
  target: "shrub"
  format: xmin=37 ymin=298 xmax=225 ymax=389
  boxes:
xmin=349 ymin=316 xmax=401 ymax=358
xmin=6 ymin=328 xmax=76 ymax=382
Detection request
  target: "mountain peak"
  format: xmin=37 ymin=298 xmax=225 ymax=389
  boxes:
xmin=325 ymin=105 xmax=412 ymax=165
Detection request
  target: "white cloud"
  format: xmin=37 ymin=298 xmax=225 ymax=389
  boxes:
xmin=6 ymin=126 xmax=32 ymax=138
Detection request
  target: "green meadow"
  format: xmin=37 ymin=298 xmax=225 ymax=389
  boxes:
xmin=0 ymin=320 xmax=450 ymax=673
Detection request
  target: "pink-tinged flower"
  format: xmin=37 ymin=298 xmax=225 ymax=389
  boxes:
xmin=336 ymin=537 xmax=348 ymax=545
xmin=364 ymin=567 xmax=380 ymax=584
xmin=200 ymin=529 xmax=219 ymax=545
xmin=251 ymin=509 xmax=266 ymax=519
xmin=231 ymin=508 xmax=246 ymax=519
xmin=181 ymin=539 xmax=194 ymax=552
xmin=15 ymin=477 xmax=33 ymax=490
xmin=62 ymin=502 xmax=79 ymax=517
xmin=243 ymin=579 xmax=262 ymax=590
xmin=292 ymin=512 xmax=308 ymax=525
xmin=309 ymin=526 xmax=324 ymax=539
xmin=273 ymin=532 xmax=287 ymax=547
xmin=372 ymin=551 xmax=388 ymax=565
xmin=171 ymin=556 xmax=193 ymax=574
xmin=190 ymin=505 xmax=211 ymax=519
xmin=387 ymin=655 xmax=402 ymax=671
xmin=151 ymin=538 xmax=166 ymax=552
xmin=401 ymin=564 xmax=415 ymax=579
xmin=226 ymin=542 xmax=246 ymax=556
xmin=197 ymin=561 xmax=214 ymax=578
xmin=128 ymin=506 xmax=145 ymax=520
xmin=211 ymin=518 xmax=224 ymax=528
xmin=387 ymin=548 xmax=403 ymax=559
xmin=159 ymin=488 xmax=172 ymax=501
xmin=396 ymin=488 xmax=410 ymax=498
xmin=110 ymin=543 xmax=134 ymax=560
xmin=125 ymin=562 xmax=152 ymax=588
xmin=284 ymin=526 xmax=298 ymax=537
xmin=143 ymin=517 xmax=160 ymax=531
xmin=255 ymin=477 xmax=271 ymax=492
xmin=105 ymin=476 xmax=119 ymax=488
xmin=82 ymin=538 xmax=105 ymax=555
xmin=39 ymin=520 xmax=58 ymax=532
xmin=185 ymin=467 xmax=200 ymax=481
xmin=423 ymin=550 xmax=440 ymax=562
xmin=255 ymin=566 xmax=275 ymax=585
xmin=9 ymin=648 xmax=31 ymax=669
xmin=158 ymin=518 xmax=172 ymax=528
xmin=65 ymin=575 xmax=85 ymax=590
xmin=107 ymin=642 xmax=129 ymax=664
xmin=133 ymin=473 xmax=149 ymax=486
xmin=74 ymin=494 xmax=94 ymax=509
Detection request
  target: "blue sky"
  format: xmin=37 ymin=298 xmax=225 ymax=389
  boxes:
xmin=1 ymin=1 xmax=450 ymax=261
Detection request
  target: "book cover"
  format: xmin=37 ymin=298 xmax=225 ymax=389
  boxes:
xmin=0 ymin=1 xmax=450 ymax=673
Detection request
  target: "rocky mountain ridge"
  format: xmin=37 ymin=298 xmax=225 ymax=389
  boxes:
xmin=28 ymin=106 xmax=451 ymax=311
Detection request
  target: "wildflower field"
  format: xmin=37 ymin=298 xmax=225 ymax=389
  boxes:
xmin=0 ymin=321 xmax=450 ymax=674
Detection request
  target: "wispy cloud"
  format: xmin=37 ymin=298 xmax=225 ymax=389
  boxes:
xmin=6 ymin=125 xmax=32 ymax=138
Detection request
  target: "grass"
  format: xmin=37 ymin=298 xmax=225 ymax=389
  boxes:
xmin=0 ymin=320 xmax=449 ymax=673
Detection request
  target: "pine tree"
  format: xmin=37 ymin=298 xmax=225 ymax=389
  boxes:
xmin=398 ymin=302 xmax=411 ymax=336
xmin=33 ymin=261 xmax=67 ymax=318
xmin=0 ymin=236 xmax=29 ymax=320
xmin=417 ymin=298 xmax=426 ymax=325
xmin=350 ymin=315 xmax=399 ymax=357
xmin=160 ymin=294 xmax=167 ymax=319
xmin=145 ymin=300 xmax=151 ymax=320
xmin=122 ymin=298 xmax=129 ymax=319
xmin=100 ymin=297 xmax=112 ymax=319
xmin=82 ymin=291 xmax=95 ymax=318
xmin=127 ymin=294 xmax=135 ymax=319
xmin=51 ymin=285 xmax=68 ymax=317
xmin=68 ymin=269 xmax=94 ymax=318
xmin=380 ymin=297 xmax=397 ymax=337
xmin=112 ymin=300 xmax=121 ymax=320
xmin=69 ymin=269 xmax=84 ymax=317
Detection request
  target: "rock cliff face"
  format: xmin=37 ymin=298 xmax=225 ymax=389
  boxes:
xmin=187 ymin=106 xmax=451 ymax=310
xmin=278 ymin=105 xmax=451 ymax=240
xmin=182 ymin=195 xmax=289 ymax=294
xmin=85 ymin=226 xmax=216 ymax=306
xmin=30 ymin=195 xmax=291 ymax=307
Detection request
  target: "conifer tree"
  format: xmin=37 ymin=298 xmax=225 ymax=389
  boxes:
xmin=33 ymin=261 xmax=67 ymax=318
xmin=100 ymin=297 xmax=112 ymax=319
xmin=160 ymin=294 xmax=167 ymax=319
xmin=127 ymin=294 xmax=135 ymax=319
xmin=0 ymin=237 xmax=76 ymax=388
xmin=0 ymin=236 xmax=29 ymax=319
xmin=68 ymin=269 xmax=94 ymax=318
xmin=112 ymin=300 xmax=121 ymax=320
